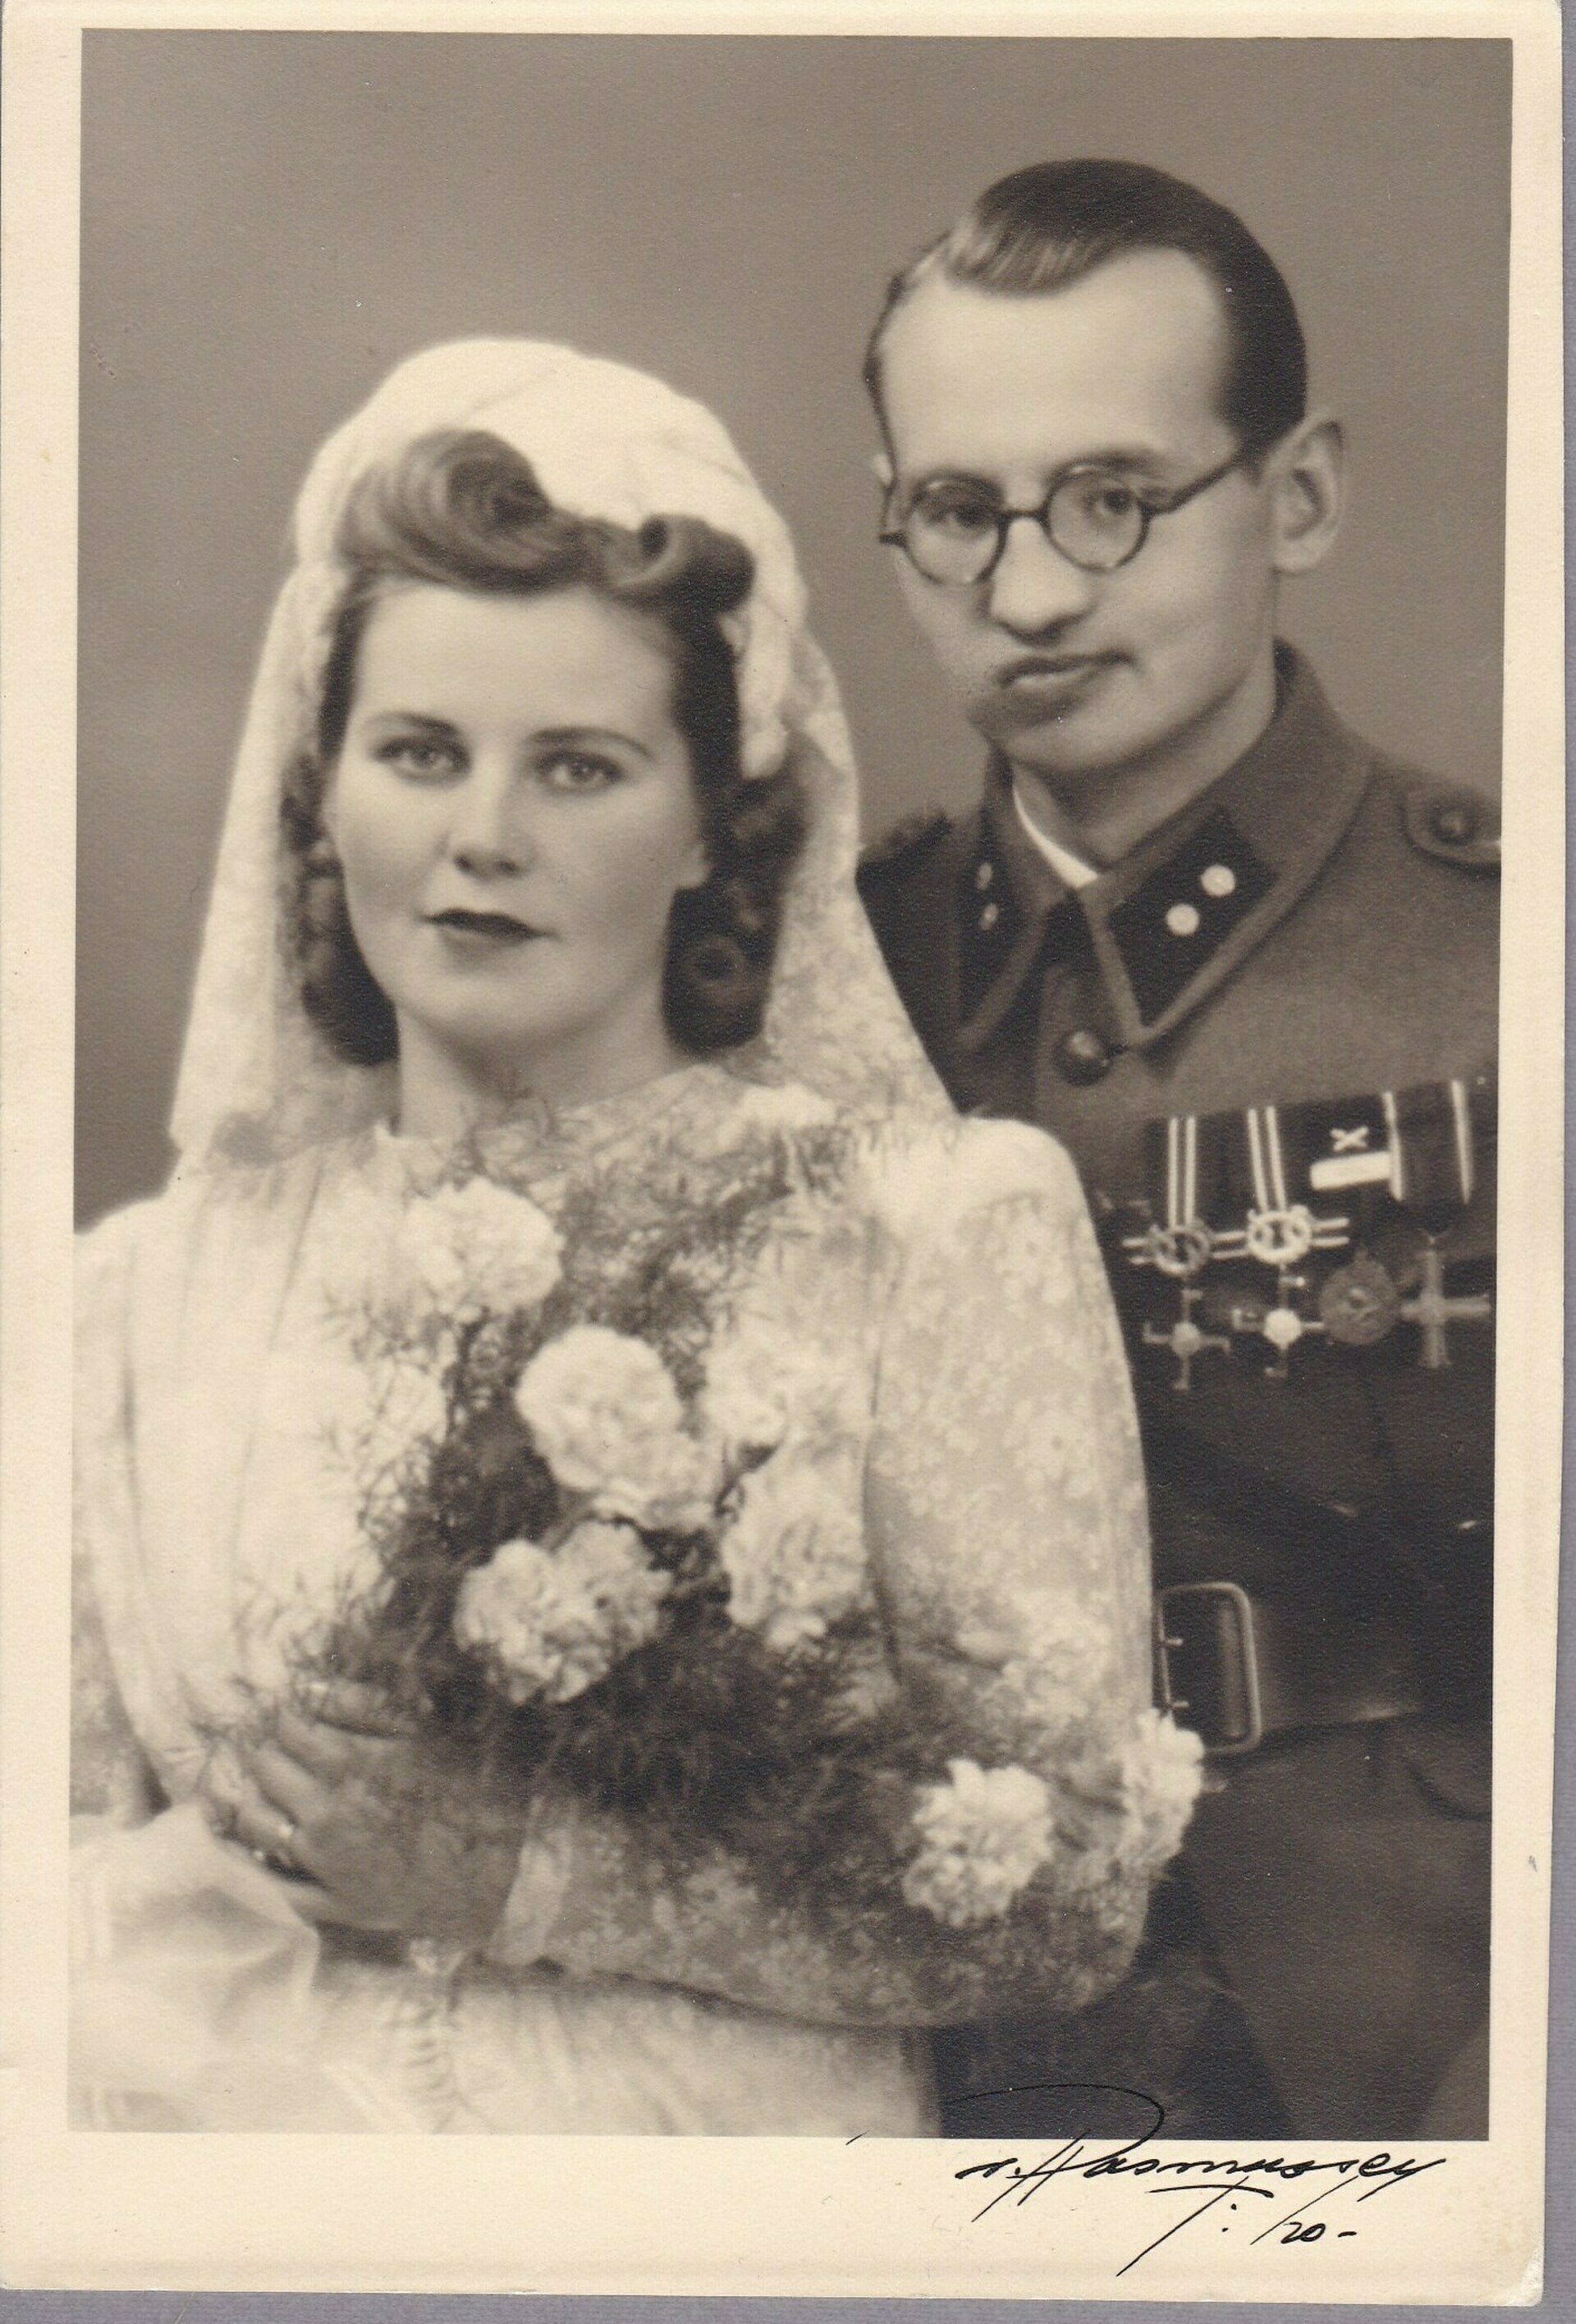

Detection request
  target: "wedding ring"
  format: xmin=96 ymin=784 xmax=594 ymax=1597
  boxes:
xmin=254 ymin=1813 xmax=300 ymax=1872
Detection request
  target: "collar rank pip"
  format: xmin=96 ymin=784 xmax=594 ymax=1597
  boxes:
xmin=1119 ymin=1075 xmax=1492 ymax=1389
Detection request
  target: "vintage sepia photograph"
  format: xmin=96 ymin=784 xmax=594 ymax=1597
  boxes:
xmin=0 ymin=0 xmax=1563 ymax=2302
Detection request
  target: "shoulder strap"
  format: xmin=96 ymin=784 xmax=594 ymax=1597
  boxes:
xmin=1401 ymin=779 xmax=1500 ymax=872
xmin=857 ymin=809 xmax=952 ymax=887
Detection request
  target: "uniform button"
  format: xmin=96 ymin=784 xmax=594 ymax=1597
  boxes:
xmin=975 ymin=859 xmax=995 ymax=890
xmin=1055 ymin=1027 xmax=1114 ymax=1085
xmin=1165 ymin=902 xmax=1202 ymax=938
xmin=1429 ymin=801 xmax=1479 ymax=847
xmin=1200 ymin=862 xmax=1237 ymax=899
xmin=979 ymin=900 xmax=1000 ymax=931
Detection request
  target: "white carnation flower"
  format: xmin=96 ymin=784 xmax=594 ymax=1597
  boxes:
xmin=700 ymin=1321 xmax=856 ymax=1458
xmin=902 ymin=1757 xmax=1054 ymax=1928
xmin=1114 ymin=1709 xmax=1205 ymax=1875
xmin=452 ymin=1521 xmax=671 ymax=1704
xmin=515 ymin=1324 xmax=717 ymax=1530
xmin=1049 ymin=1713 xmax=1204 ymax=1908
xmin=609 ymin=1430 xmax=721 ymax=1534
xmin=394 ymin=1178 xmax=562 ymax=1317
xmin=719 ymin=1451 xmax=867 ymax=1652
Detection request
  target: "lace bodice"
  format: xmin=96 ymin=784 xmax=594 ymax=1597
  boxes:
xmin=75 ymin=1066 xmax=1191 ymax=2043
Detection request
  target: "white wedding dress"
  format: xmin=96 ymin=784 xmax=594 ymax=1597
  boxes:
xmin=72 ymin=338 xmax=1200 ymax=2135
xmin=72 ymin=1065 xmax=1189 ymax=2134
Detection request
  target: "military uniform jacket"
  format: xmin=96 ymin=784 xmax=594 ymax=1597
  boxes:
xmin=860 ymin=647 xmax=1497 ymax=2136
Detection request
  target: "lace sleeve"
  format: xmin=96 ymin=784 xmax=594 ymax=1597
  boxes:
xmin=73 ymin=1215 xmax=161 ymax=1824
xmin=865 ymin=1121 xmax=1156 ymax=1740
xmin=489 ymin=1125 xmax=1199 ymax=2026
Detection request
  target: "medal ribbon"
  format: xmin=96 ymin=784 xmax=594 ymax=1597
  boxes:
xmin=1385 ymin=1078 xmax=1476 ymax=1228
xmin=1245 ymin=1104 xmax=1291 ymax=1219
xmin=1125 ymin=1114 xmax=1235 ymax=1273
xmin=1239 ymin=1102 xmax=1348 ymax=1265
xmin=1164 ymin=1113 xmax=1198 ymax=1234
xmin=1129 ymin=1077 xmax=1481 ymax=1267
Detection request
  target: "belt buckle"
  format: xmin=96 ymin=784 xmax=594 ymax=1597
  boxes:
xmin=1154 ymin=1581 xmax=1264 ymax=1754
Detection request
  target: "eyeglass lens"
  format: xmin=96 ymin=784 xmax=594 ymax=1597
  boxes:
xmin=899 ymin=473 xmax=1147 ymax=583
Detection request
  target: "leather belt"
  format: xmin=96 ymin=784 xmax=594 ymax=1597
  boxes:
xmin=1153 ymin=1581 xmax=1423 ymax=1754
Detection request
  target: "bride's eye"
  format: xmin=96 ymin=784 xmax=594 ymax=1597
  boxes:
xmin=375 ymin=734 xmax=463 ymax=781
xmin=540 ymin=751 xmax=624 ymax=794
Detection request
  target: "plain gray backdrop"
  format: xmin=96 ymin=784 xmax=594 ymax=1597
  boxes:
xmin=76 ymin=32 xmax=1510 ymax=1224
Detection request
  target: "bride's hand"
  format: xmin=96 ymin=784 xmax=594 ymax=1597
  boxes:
xmin=204 ymin=1682 xmax=530 ymax=1941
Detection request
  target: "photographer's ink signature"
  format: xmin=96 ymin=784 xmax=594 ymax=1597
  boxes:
xmin=941 ymin=2084 xmax=1446 ymax=2276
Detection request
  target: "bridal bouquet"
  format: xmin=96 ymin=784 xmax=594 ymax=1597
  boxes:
xmin=313 ymin=1130 xmax=1196 ymax=1933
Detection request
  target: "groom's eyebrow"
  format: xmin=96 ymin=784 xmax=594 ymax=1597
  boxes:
xmin=907 ymin=443 xmax=1175 ymax=492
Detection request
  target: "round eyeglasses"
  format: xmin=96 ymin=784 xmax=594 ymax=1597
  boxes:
xmin=879 ymin=448 xmax=1251 ymax=586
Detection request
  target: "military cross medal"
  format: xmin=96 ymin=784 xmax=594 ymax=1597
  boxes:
xmin=1248 ymin=1268 xmax=1327 ymax=1381
xmin=1382 ymin=1082 xmax=1493 ymax=1367
xmin=1126 ymin=1116 xmax=1233 ymax=1391
xmin=1143 ymin=1286 xmax=1231 ymax=1393
xmin=1236 ymin=1105 xmax=1349 ymax=1379
xmin=1402 ymin=1242 xmax=1492 ymax=1368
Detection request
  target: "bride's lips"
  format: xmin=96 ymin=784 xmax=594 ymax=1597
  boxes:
xmin=425 ymin=908 xmax=540 ymax=948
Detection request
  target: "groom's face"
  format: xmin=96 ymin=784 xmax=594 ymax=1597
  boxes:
xmin=873 ymin=254 xmax=1283 ymax=802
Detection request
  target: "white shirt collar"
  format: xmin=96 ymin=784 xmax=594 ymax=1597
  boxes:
xmin=1012 ymin=783 xmax=1099 ymax=890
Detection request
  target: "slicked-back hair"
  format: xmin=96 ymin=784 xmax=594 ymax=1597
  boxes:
xmin=282 ymin=428 xmax=806 ymax=1066
xmin=864 ymin=159 xmax=1308 ymax=466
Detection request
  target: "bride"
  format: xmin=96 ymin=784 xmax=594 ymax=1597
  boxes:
xmin=71 ymin=340 xmax=1200 ymax=2134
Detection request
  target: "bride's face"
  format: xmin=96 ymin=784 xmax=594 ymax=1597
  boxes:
xmin=324 ymin=582 xmax=708 ymax=1108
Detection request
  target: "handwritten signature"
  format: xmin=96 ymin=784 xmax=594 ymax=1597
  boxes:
xmin=945 ymin=2084 xmax=1446 ymax=2276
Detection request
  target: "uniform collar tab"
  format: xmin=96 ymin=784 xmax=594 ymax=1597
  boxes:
xmin=951 ymin=764 xmax=1071 ymax=1054
xmin=951 ymin=650 xmax=1370 ymax=1059
xmin=1079 ymin=647 xmax=1372 ymax=1050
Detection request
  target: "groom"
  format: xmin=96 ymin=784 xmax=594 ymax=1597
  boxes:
xmin=858 ymin=161 xmax=1496 ymax=2139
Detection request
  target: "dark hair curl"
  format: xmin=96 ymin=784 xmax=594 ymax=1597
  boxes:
xmin=280 ymin=428 xmax=806 ymax=1067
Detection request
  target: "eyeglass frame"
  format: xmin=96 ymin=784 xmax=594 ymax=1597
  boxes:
xmin=877 ymin=445 xmax=1256 ymax=585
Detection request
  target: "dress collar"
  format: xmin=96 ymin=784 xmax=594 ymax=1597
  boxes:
xmin=955 ymin=646 xmax=1372 ymax=1056
xmin=364 ymin=1059 xmax=753 ymax=1193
